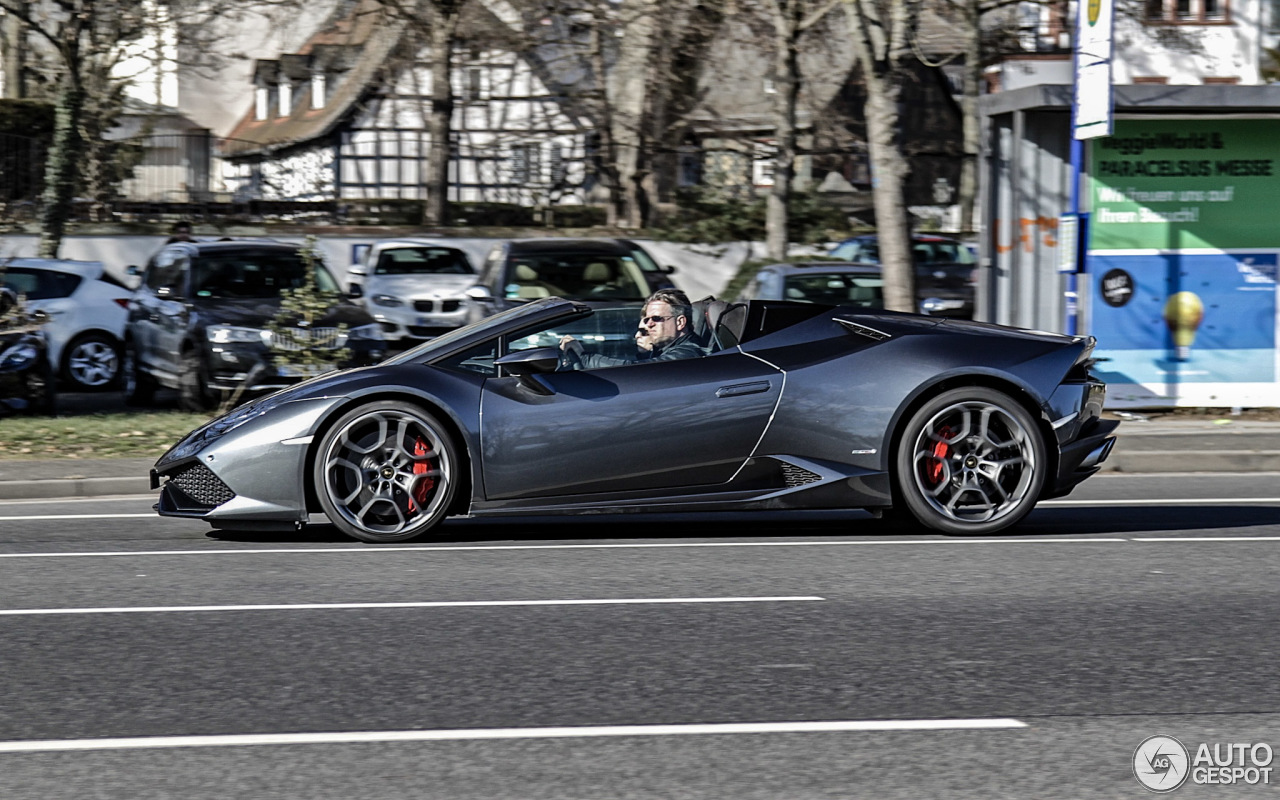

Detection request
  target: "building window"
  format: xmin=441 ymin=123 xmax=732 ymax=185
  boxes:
xmin=279 ymin=82 xmax=292 ymax=117
xmin=511 ymin=144 xmax=540 ymax=184
xmin=1145 ymin=0 xmax=1230 ymax=21
xmin=549 ymin=145 xmax=566 ymax=188
xmin=1203 ymin=76 xmax=1239 ymax=83
xmin=311 ymin=73 xmax=326 ymax=109
xmin=1132 ymin=76 xmax=1170 ymax=83
xmin=763 ymin=78 xmax=776 ymax=94
xmin=255 ymin=87 xmax=269 ymax=120
xmin=463 ymin=68 xmax=486 ymax=102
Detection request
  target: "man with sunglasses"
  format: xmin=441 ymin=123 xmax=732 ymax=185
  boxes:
xmin=559 ymin=289 xmax=703 ymax=369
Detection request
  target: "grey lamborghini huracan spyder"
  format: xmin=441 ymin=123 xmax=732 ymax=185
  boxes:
xmin=151 ymin=297 xmax=1117 ymax=543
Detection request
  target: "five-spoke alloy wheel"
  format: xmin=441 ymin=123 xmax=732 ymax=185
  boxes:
xmin=314 ymin=401 xmax=459 ymax=543
xmin=895 ymin=387 xmax=1046 ymax=535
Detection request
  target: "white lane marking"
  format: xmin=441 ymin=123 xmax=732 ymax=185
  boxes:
xmin=0 ymin=718 xmax=1027 ymax=753
xmin=1131 ymin=536 xmax=1280 ymax=542
xmin=1041 ymin=498 xmax=1280 ymax=506
xmin=5 ymin=496 xmax=1280 ymax=521
xmin=0 ymin=540 xmax=1130 ymax=558
xmin=0 ymin=513 xmax=155 ymax=521
xmin=0 ymin=596 xmax=824 ymax=616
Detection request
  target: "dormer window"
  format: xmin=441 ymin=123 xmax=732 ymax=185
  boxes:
xmin=279 ymin=82 xmax=292 ymax=117
xmin=311 ymin=72 xmax=326 ymax=109
xmin=255 ymin=86 xmax=269 ymax=120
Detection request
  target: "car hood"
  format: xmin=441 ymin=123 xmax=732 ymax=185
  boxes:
xmin=366 ymin=274 xmax=477 ymax=296
xmin=195 ymin=298 xmax=375 ymax=327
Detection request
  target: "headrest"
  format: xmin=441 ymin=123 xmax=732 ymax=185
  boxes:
xmin=584 ymin=262 xmax=610 ymax=282
xmin=515 ymin=264 xmax=537 ymax=281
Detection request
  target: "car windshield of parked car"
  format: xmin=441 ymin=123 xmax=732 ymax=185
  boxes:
xmin=192 ymin=251 xmax=338 ymax=298
xmin=374 ymin=247 xmax=473 ymax=276
xmin=913 ymin=241 xmax=975 ymax=265
xmin=504 ymin=254 xmax=648 ymax=301
xmin=388 ymin=298 xmax=571 ymax=366
xmin=784 ymin=273 xmax=884 ymax=307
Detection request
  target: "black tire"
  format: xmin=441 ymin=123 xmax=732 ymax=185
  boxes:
xmin=25 ymin=354 xmax=57 ymax=416
xmin=178 ymin=351 xmax=217 ymax=412
xmin=122 ymin=341 xmax=157 ymax=407
xmin=313 ymin=401 xmax=459 ymax=543
xmin=62 ymin=332 xmax=121 ymax=390
xmin=894 ymin=387 xmax=1046 ymax=535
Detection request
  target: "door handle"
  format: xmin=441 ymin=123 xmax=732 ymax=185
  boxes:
xmin=716 ymin=381 xmax=771 ymax=398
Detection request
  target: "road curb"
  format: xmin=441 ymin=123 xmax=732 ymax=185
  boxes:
xmin=0 ymin=477 xmax=153 ymax=501
xmin=1098 ymin=450 xmax=1280 ymax=473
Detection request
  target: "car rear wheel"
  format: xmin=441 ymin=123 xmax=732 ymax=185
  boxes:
xmin=122 ymin=342 xmax=157 ymax=407
xmin=894 ymin=387 xmax=1046 ymax=535
xmin=314 ymin=401 xmax=459 ymax=543
xmin=63 ymin=333 xmax=121 ymax=390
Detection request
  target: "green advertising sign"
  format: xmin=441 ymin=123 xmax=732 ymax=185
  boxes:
xmin=1089 ymin=118 xmax=1279 ymax=250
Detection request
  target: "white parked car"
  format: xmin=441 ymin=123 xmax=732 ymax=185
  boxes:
xmin=0 ymin=258 xmax=130 ymax=390
xmin=347 ymin=240 xmax=477 ymax=343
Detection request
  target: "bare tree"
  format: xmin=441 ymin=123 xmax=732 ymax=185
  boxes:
xmin=844 ymin=0 xmax=921 ymax=313
xmin=756 ymin=0 xmax=841 ymax=260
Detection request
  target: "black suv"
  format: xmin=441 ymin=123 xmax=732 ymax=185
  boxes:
xmin=465 ymin=238 xmax=679 ymax=324
xmin=124 ymin=240 xmax=386 ymax=410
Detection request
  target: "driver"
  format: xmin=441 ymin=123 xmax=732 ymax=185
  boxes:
xmin=559 ymin=289 xmax=703 ymax=369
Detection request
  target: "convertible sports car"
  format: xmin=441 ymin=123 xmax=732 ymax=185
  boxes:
xmin=150 ymin=297 xmax=1117 ymax=542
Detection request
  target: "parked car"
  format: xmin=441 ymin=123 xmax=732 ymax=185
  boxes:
xmin=0 ymin=258 xmax=130 ymax=390
xmin=738 ymin=263 xmax=886 ymax=308
xmin=124 ymin=240 xmax=386 ymax=411
xmin=150 ymin=295 xmax=1116 ymax=542
xmin=828 ymin=234 xmax=977 ymax=318
xmin=346 ymin=239 xmax=477 ymax=343
xmin=0 ymin=288 xmax=56 ymax=415
xmin=466 ymin=238 xmax=678 ymax=323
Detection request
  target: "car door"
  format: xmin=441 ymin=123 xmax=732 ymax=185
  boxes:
xmin=131 ymin=251 xmax=178 ymax=372
xmin=152 ymin=251 xmax=192 ymax=377
xmin=479 ymin=353 xmax=783 ymax=500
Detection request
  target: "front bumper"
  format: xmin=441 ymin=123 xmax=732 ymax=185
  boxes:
xmin=151 ymin=395 xmax=343 ymax=524
xmin=370 ymin=300 xmax=469 ymax=341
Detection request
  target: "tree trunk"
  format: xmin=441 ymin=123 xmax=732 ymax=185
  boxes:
xmin=864 ymin=82 xmax=914 ymax=311
xmin=423 ymin=5 xmax=459 ymax=227
xmin=766 ymin=8 xmax=801 ymax=262
xmin=956 ymin=0 xmax=981 ymax=235
xmin=611 ymin=0 xmax=659 ymax=228
xmin=38 ymin=80 xmax=85 ymax=258
xmin=588 ymin=19 xmax=621 ymax=226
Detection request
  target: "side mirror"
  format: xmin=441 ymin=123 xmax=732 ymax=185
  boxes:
xmin=662 ymin=264 xmax=678 ymax=275
xmin=466 ymin=285 xmax=495 ymax=302
xmin=349 ymin=265 xmax=367 ymax=277
xmin=30 ymin=309 xmax=50 ymax=324
xmin=347 ymin=283 xmax=364 ymax=299
xmin=495 ymin=347 xmax=560 ymax=376
xmin=495 ymin=347 xmax=561 ymax=395
xmin=126 ymin=265 xmax=141 ymax=276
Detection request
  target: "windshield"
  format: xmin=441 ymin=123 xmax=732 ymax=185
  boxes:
xmin=373 ymin=246 xmax=473 ymax=276
xmin=784 ymin=273 xmax=884 ymax=307
xmin=192 ymin=251 xmax=338 ymax=299
xmin=830 ymin=238 xmax=975 ymax=266
xmin=503 ymin=253 xmax=649 ymax=301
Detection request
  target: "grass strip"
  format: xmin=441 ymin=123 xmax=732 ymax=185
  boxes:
xmin=0 ymin=412 xmax=213 ymax=459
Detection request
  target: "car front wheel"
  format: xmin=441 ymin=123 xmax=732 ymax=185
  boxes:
xmin=313 ymin=401 xmax=459 ymax=543
xmin=894 ymin=387 xmax=1046 ymax=535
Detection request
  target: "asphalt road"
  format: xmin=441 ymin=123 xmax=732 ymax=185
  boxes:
xmin=0 ymin=474 xmax=1278 ymax=799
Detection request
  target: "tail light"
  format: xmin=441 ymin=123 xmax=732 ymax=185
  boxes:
xmin=113 ymin=298 xmax=130 ymax=309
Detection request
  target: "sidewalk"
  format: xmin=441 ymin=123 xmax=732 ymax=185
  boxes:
xmin=1 ymin=419 xmax=1278 ymax=503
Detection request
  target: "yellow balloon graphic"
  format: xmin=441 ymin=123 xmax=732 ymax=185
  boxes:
xmin=1163 ymin=291 xmax=1204 ymax=362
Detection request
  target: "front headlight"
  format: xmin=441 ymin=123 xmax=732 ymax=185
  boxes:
xmin=372 ymin=294 xmax=404 ymax=308
xmin=208 ymin=326 xmax=267 ymax=344
xmin=0 ymin=343 xmax=37 ymax=370
xmin=345 ymin=323 xmax=384 ymax=341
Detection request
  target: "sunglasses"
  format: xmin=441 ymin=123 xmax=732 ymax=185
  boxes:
xmin=641 ymin=314 xmax=674 ymax=325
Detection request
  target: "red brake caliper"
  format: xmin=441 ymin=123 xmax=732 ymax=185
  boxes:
xmin=406 ymin=437 xmax=436 ymax=514
xmin=928 ymin=425 xmax=952 ymax=485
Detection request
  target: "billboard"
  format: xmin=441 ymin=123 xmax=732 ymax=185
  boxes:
xmin=1089 ymin=119 xmax=1280 ymax=406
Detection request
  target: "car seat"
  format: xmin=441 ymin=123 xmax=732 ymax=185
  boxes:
xmin=512 ymin=264 xmax=555 ymax=299
xmin=706 ymin=301 xmax=748 ymax=350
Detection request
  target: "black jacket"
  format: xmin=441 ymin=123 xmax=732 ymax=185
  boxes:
xmin=569 ymin=332 xmax=705 ymax=370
